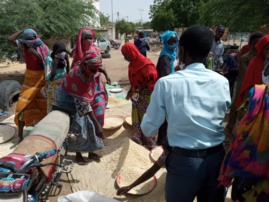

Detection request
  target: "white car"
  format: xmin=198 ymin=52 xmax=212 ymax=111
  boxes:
xmin=241 ymin=36 xmax=249 ymax=42
xmin=94 ymin=37 xmax=111 ymax=53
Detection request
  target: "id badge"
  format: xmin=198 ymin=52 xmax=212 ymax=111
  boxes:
xmin=132 ymin=93 xmax=139 ymax=101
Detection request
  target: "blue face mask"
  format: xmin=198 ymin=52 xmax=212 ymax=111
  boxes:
xmin=168 ymin=43 xmax=178 ymax=50
xmin=124 ymin=56 xmax=132 ymax=62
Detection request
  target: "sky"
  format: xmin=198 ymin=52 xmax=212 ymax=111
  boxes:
xmin=99 ymin=0 xmax=154 ymax=23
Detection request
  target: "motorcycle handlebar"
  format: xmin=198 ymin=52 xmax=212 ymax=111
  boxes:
xmin=37 ymin=149 xmax=57 ymax=161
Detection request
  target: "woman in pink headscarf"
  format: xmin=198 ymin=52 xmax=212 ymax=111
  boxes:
xmin=72 ymin=28 xmax=111 ymax=84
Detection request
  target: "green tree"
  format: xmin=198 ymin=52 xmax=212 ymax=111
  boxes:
xmin=116 ymin=20 xmax=133 ymax=36
xmin=0 ymin=0 xmax=96 ymax=58
xmin=149 ymin=0 xmax=176 ymax=31
xmin=198 ymin=0 xmax=269 ymax=32
xmin=99 ymin=12 xmax=110 ymax=28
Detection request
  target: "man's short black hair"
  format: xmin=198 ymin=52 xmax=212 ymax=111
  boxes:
xmin=249 ymin=32 xmax=265 ymax=45
xmin=180 ymin=25 xmax=214 ymax=61
xmin=138 ymin=32 xmax=144 ymax=38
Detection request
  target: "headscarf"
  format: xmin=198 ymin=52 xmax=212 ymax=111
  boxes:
xmin=121 ymin=42 xmax=158 ymax=86
xmin=18 ymin=29 xmax=43 ymax=48
xmin=62 ymin=52 xmax=104 ymax=103
xmin=160 ymin=30 xmax=179 ymax=72
xmin=72 ymin=28 xmax=100 ymax=66
xmin=236 ymin=35 xmax=269 ymax=108
xmin=19 ymin=29 xmax=50 ymax=64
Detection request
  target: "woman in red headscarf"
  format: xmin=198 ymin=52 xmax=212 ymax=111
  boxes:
xmin=55 ymin=51 xmax=107 ymax=164
xmin=72 ymin=28 xmax=111 ymax=84
xmin=121 ymin=42 xmax=158 ymax=148
xmin=236 ymin=35 xmax=269 ymax=108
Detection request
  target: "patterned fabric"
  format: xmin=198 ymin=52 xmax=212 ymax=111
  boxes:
xmin=219 ymin=84 xmax=269 ymax=199
xmin=41 ymin=78 xmax=63 ymax=113
xmin=62 ymin=52 xmax=105 ymax=105
xmin=56 ymin=87 xmax=104 ymax=152
xmin=82 ymin=52 xmax=102 ymax=68
xmin=131 ymin=88 xmax=157 ymax=148
xmin=160 ymin=30 xmax=179 ymax=73
xmin=44 ymin=56 xmax=67 ymax=81
xmin=236 ymin=35 xmax=269 ymax=108
xmin=19 ymin=29 xmax=43 ymax=48
xmin=14 ymin=69 xmax=47 ymax=127
xmin=19 ymin=29 xmax=50 ymax=64
xmin=121 ymin=42 xmax=158 ymax=91
xmin=72 ymin=28 xmax=101 ymax=67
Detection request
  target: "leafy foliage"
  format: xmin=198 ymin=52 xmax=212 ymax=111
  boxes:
xmin=116 ymin=20 xmax=136 ymax=36
xmin=0 ymin=0 xmax=97 ymax=58
xmin=149 ymin=0 xmax=269 ymax=32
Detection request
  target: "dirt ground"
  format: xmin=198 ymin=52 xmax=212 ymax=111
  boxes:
xmin=0 ymin=39 xmax=243 ymax=201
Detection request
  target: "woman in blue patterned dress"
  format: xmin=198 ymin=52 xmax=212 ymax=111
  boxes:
xmin=55 ymin=52 xmax=107 ymax=164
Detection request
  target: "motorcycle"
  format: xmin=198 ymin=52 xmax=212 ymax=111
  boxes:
xmin=0 ymin=110 xmax=73 ymax=202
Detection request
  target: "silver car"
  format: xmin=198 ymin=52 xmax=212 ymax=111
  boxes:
xmin=94 ymin=37 xmax=111 ymax=53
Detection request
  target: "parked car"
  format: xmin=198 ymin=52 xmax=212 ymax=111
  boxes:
xmin=241 ymin=36 xmax=249 ymax=42
xmin=94 ymin=37 xmax=111 ymax=53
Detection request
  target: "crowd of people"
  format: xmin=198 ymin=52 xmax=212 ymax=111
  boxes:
xmin=7 ymin=23 xmax=269 ymax=202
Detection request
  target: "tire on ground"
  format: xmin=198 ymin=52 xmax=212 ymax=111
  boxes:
xmin=102 ymin=53 xmax=111 ymax=58
xmin=0 ymin=80 xmax=21 ymax=111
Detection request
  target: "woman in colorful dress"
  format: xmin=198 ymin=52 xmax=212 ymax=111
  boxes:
xmin=42 ymin=42 xmax=70 ymax=112
xmin=8 ymin=28 xmax=50 ymax=141
xmin=71 ymin=27 xmax=111 ymax=84
xmin=55 ymin=52 xmax=107 ymax=164
xmin=219 ymin=46 xmax=269 ymax=202
xmin=121 ymin=42 xmax=158 ymax=148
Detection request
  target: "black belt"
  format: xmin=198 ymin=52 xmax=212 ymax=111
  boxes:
xmin=170 ymin=144 xmax=223 ymax=158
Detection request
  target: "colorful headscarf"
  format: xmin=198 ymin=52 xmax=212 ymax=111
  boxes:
xmin=72 ymin=28 xmax=100 ymax=67
xmin=160 ymin=30 xmax=179 ymax=72
xmin=18 ymin=29 xmax=43 ymax=48
xmin=81 ymin=52 xmax=102 ymax=69
xmin=62 ymin=52 xmax=104 ymax=103
xmin=121 ymin=42 xmax=158 ymax=90
xmin=219 ymin=84 xmax=269 ymax=192
xmin=236 ymin=35 xmax=269 ymax=108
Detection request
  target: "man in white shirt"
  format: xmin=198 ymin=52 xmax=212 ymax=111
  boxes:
xmin=141 ymin=25 xmax=231 ymax=202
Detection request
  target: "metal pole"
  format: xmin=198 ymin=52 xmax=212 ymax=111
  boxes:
xmin=139 ymin=9 xmax=144 ymax=29
xmin=111 ymin=0 xmax=114 ymax=39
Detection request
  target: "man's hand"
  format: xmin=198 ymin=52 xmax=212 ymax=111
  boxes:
xmin=116 ymin=186 xmax=132 ymax=195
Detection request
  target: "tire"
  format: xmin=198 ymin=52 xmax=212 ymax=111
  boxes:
xmin=0 ymin=80 xmax=21 ymax=111
xmin=105 ymin=46 xmax=110 ymax=53
xmin=101 ymin=53 xmax=111 ymax=58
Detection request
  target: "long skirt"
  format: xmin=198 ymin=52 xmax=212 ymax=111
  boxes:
xmin=131 ymin=88 xmax=157 ymax=148
xmin=55 ymin=87 xmax=104 ymax=153
xmin=14 ymin=69 xmax=47 ymax=126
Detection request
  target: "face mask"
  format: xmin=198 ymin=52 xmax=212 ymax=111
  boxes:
xmin=82 ymin=39 xmax=93 ymax=51
xmin=168 ymin=44 xmax=178 ymax=50
xmin=124 ymin=56 xmax=132 ymax=62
